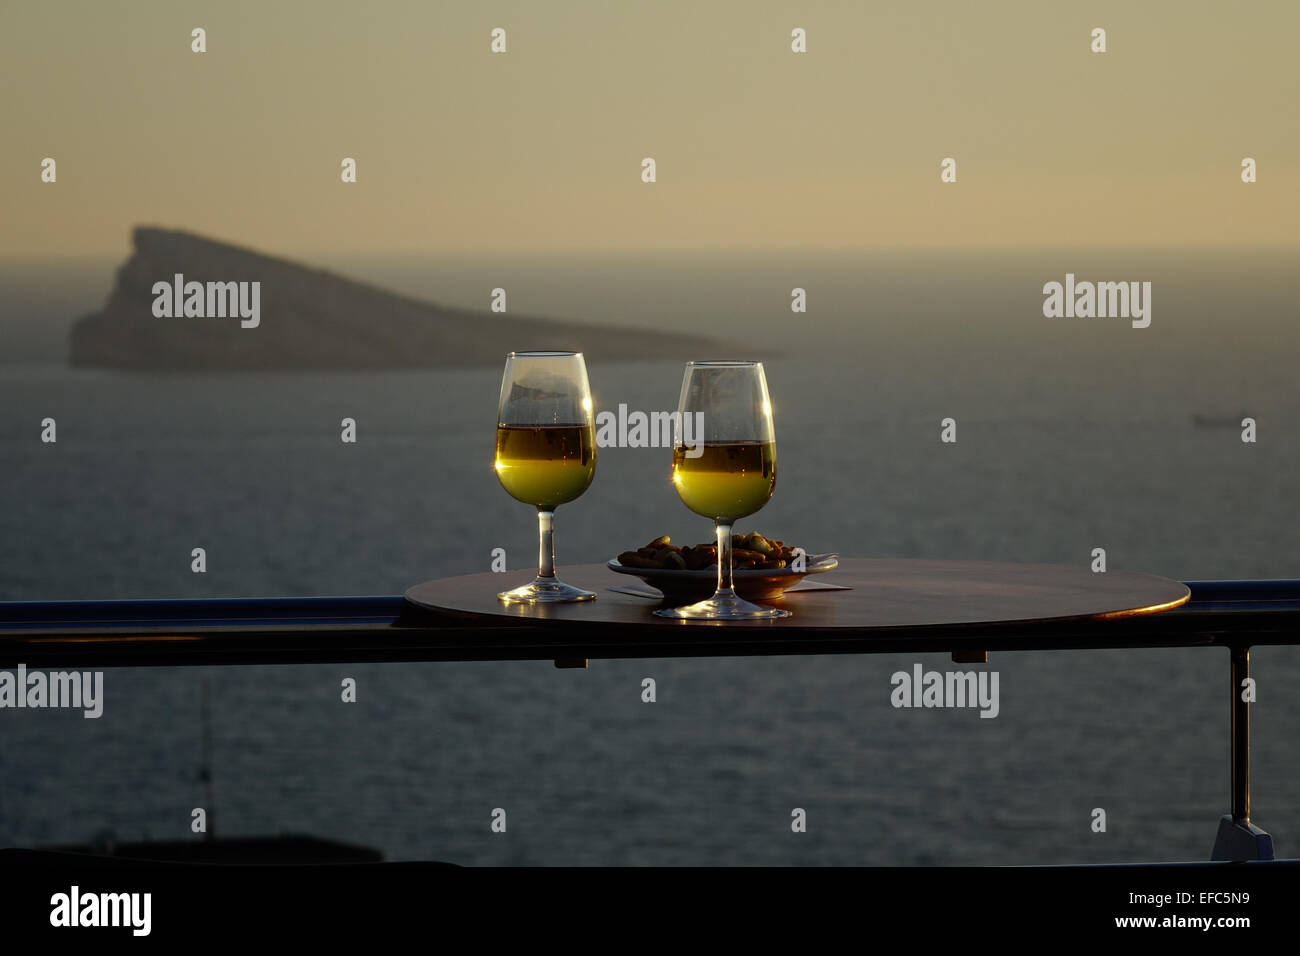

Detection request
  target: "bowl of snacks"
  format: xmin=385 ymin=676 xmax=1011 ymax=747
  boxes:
xmin=609 ymin=533 xmax=838 ymax=603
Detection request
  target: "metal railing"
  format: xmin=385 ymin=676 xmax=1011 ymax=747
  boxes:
xmin=2 ymin=578 xmax=1297 ymax=862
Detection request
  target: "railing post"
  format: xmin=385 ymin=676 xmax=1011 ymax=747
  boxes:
xmin=1211 ymin=643 xmax=1274 ymax=861
xmin=1230 ymin=645 xmax=1250 ymax=824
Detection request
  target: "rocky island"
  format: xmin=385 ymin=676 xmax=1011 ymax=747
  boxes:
xmin=70 ymin=228 xmax=721 ymax=370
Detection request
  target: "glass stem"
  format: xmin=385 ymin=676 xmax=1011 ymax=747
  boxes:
xmin=715 ymin=520 xmax=735 ymax=597
xmin=537 ymin=508 xmax=556 ymax=580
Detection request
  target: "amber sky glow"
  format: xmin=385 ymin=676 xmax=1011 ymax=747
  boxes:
xmin=1 ymin=0 xmax=1297 ymax=259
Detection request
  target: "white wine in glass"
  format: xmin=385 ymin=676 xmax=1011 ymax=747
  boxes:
xmin=494 ymin=351 xmax=597 ymax=604
xmin=655 ymin=361 xmax=790 ymax=620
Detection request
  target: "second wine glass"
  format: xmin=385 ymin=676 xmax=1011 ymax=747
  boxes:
xmin=655 ymin=361 xmax=790 ymax=620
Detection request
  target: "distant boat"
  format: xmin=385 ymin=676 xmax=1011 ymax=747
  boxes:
xmin=1193 ymin=413 xmax=1249 ymax=428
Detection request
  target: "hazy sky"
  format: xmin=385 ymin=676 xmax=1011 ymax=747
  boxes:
xmin=2 ymin=0 xmax=1297 ymax=259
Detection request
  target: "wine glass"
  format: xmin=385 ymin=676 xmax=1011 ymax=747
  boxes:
xmin=494 ymin=351 xmax=597 ymax=604
xmin=655 ymin=361 xmax=790 ymax=620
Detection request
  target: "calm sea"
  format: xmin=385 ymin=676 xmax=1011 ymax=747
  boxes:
xmin=1 ymin=247 xmax=1297 ymax=864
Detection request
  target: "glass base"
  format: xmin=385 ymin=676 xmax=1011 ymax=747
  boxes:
xmin=654 ymin=590 xmax=791 ymax=620
xmin=498 ymin=577 xmax=596 ymax=605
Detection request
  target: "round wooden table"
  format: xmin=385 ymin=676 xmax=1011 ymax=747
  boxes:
xmin=403 ymin=558 xmax=1190 ymax=644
